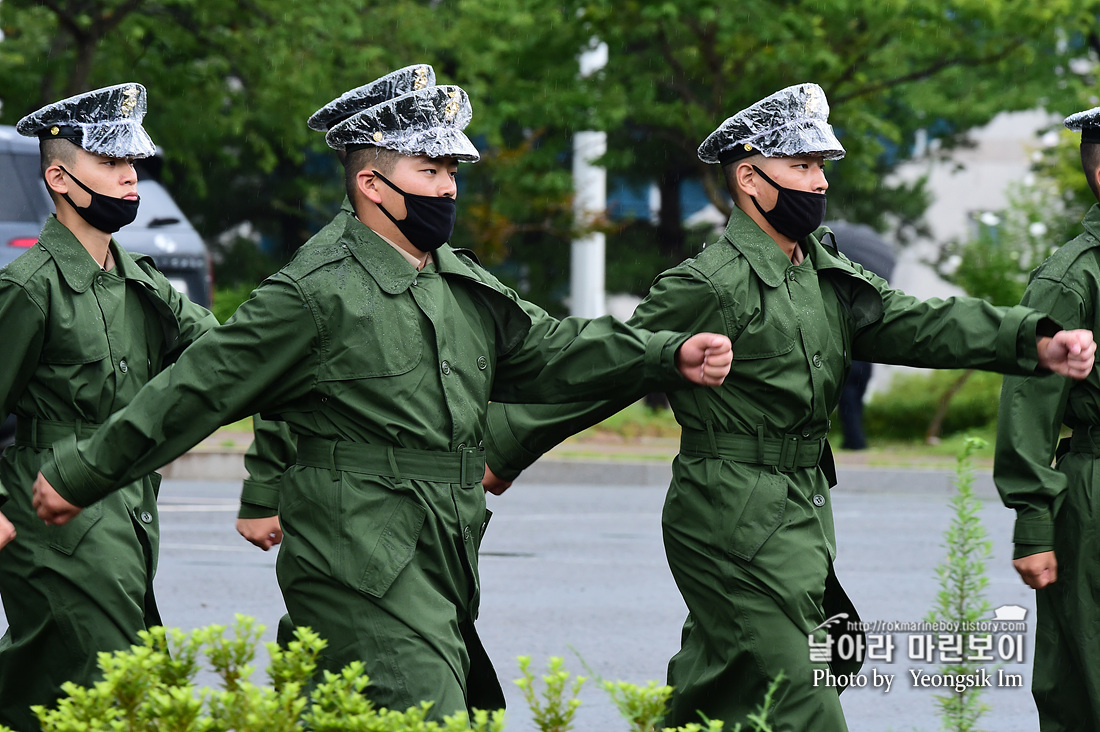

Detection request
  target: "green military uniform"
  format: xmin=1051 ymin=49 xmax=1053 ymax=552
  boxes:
xmin=485 ymin=206 xmax=1058 ymax=730
xmin=994 ymin=203 xmax=1100 ymax=731
xmin=39 ymin=206 xmax=693 ymax=718
xmin=236 ymin=63 xmax=442 ymax=521
xmin=0 ymin=217 xmax=216 ymax=730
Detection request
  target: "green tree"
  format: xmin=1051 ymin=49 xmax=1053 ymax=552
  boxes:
xmin=6 ymin=0 xmax=1100 ymax=307
xmin=923 ymin=144 xmax=1084 ymax=441
xmin=0 ymin=0 xmax=459 ymax=265
xmin=578 ymin=0 xmax=1100 ymax=256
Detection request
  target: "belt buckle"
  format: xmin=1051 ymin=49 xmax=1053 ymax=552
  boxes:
xmin=459 ymin=445 xmax=483 ymax=486
xmin=778 ymin=435 xmax=799 ymax=472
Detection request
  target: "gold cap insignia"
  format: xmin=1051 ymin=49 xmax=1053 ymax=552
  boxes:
xmin=373 ymin=131 xmax=383 ymax=142
xmin=744 ymin=143 xmax=753 ymax=151
xmin=120 ymin=86 xmax=140 ymax=117
xmin=444 ymin=90 xmax=460 ymax=121
xmin=50 ymin=126 xmax=60 ymax=136
xmin=804 ymin=92 xmax=822 ymax=116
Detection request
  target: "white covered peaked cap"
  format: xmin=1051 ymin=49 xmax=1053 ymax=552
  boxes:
xmin=325 ymin=85 xmax=480 ymax=162
xmin=16 ymin=82 xmax=156 ymax=159
xmin=698 ymin=82 xmax=845 ymax=165
xmin=1065 ymin=105 xmax=1100 ymax=143
xmin=308 ymin=64 xmax=436 ymax=132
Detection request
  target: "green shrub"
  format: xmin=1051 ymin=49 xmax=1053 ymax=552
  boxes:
xmin=515 ymin=655 xmax=585 ymax=732
xmin=15 ymin=616 xmax=780 ymax=732
xmin=19 ymin=616 xmax=504 ymax=732
xmin=863 ymin=370 xmax=1003 ymax=441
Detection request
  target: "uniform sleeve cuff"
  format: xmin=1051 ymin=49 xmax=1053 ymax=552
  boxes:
xmin=240 ymin=478 xmax=280 ymax=510
xmin=44 ymin=435 xmax=114 ymax=508
xmin=1004 ymin=306 xmax=1041 ymax=371
xmin=237 ymin=502 xmax=279 ymax=520
xmin=485 ymin=405 xmax=541 ymax=482
xmin=645 ymin=331 xmax=690 ymax=387
xmin=1013 ymin=543 xmax=1055 ymax=560
xmin=1012 ymin=511 xmax=1055 ymax=547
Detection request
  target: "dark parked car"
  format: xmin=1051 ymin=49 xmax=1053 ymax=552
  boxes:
xmin=0 ymin=124 xmax=213 ymax=449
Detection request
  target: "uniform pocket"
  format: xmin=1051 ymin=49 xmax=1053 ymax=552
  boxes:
xmin=317 ymin=271 xmax=423 ymax=380
xmin=48 ymin=501 xmax=104 ymax=556
xmin=714 ymin=464 xmax=788 ymax=562
xmin=731 ymin=319 xmax=796 ymax=360
xmin=356 ymin=493 xmax=427 ymax=598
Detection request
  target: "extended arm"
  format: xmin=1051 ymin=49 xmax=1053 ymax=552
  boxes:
xmin=486 ymin=267 xmax=726 ymax=483
xmin=35 ymin=278 xmax=317 ymax=522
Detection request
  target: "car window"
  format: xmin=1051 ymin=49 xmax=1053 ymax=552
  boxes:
xmin=0 ymin=152 xmax=48 ymax=222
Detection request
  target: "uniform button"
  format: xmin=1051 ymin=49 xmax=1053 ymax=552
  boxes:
xmin=812 ymin=354 xmax=822 ymax=368
xmin=441 ymin=360 xmax=451 ymax=375
xmin=476 ymin=355 xmax=487 ymax=370
xmin=119 ymin=359 xmax=128 ymax=373
xmin=463 ymin=525 xmax=472 ymax=540
xmin=787 ymin=270 xmax=796 ymax=281
xmin=802 ymin=429 xmax=811 ymax=438
xmin=139 ymin=510 xmax=153 ymax=523
xmin=812 ymin=494 xmax=826 ymax=508
xmin=412 ymin=278 xmax=418 ymax=286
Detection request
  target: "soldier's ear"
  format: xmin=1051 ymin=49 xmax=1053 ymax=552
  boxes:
xmin=734 ymin=161 xmax=760 ymax=198
xmin=44 ymin=164 xmax=68 ymax=197
xmin=357 ymin=168 xmax=383 ymax=205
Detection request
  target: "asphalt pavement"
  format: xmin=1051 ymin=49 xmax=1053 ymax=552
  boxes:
xmin=4 ymin=461 xmax=1042 ymax=732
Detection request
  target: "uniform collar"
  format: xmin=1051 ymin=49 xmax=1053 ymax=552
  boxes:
xmin=433 ymin=242 xmax=484 ymax=282
xmin=720 ymin=210 xmax=868 ymax=284
xmin=342 ymin=208 xmax=483 ymax=293
xmin=342 ymin=212 xmax=420 ymax=294
xmin=36 ymin=215 xmax=157 ymax=293
xmin=721 ymin=206 xmax=800 ymax=287
xmin=1082 ymin=203 xmax=1100 ymax=241
xmin=803 ymin=225 xmax=863 ymax=277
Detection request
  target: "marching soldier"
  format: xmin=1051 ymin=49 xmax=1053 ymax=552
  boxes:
xmin=0 ymin=84 xmax=218 ymax=730
xmin=482 ymin=83 xmax=1096 ymax=730
xmin=995 ymin=104 xmax=1100 ymax=731
xmin=31 ymin=75 xmax=734 ymax=719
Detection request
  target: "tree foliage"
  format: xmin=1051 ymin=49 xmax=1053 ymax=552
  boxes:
xmin=579 ymin=0 xmax=1100 ymax=244
xmin=3 ymin=0 xmax=1100 ymax=307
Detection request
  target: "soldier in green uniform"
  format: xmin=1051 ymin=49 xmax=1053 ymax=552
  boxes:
xmin=994 ymin=106 xmax=1100 ymax=731
xmin=0 ymin=84 xmax=218 ymax=731
xmin=235 ymin=64 xmax=439 ymax=552
xmin=480 ymin=83 xmax=1096 ymax=731
xmin=30 ymin=78 xmax=734 ymax=719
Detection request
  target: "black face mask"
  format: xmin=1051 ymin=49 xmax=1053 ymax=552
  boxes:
xmin=57 ymin=165 xmax=140 ymax=234
xmin=749 ymin=165 xmax=827 ymax=242
xmin=372 ymin=170 xmax=457 ymax=253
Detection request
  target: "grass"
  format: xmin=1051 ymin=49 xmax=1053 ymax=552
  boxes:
xmin=204 ymin=402 xmax=1002 ymax=469
xmin=543 ymin=402 xmax=1001 ymax=469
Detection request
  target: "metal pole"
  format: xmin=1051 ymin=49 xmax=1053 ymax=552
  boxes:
xmin=570 ymin=40 xmax=608 ymax=318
